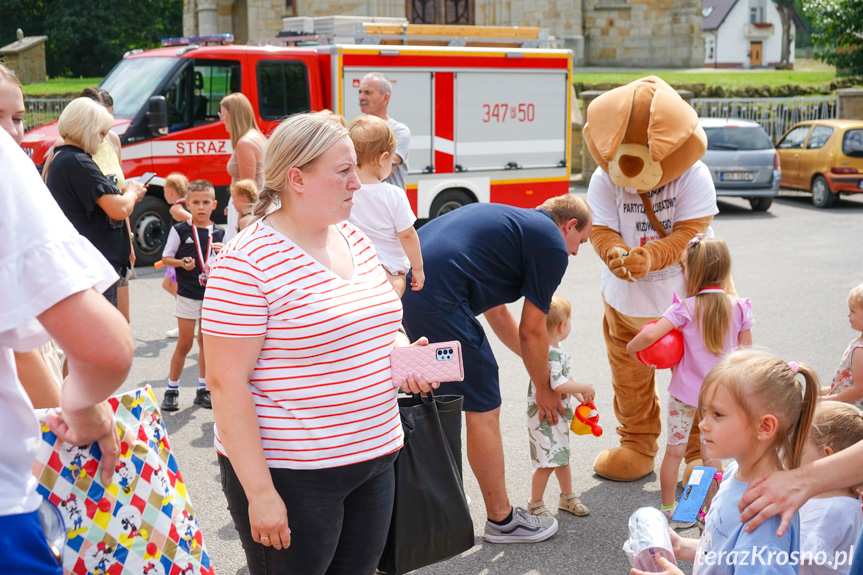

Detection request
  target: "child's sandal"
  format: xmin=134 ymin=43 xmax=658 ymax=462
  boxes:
xmin=527 ymin=499 xmax=553 ymax=517
xmin=559 ymin=493 xmax=590 ymax=516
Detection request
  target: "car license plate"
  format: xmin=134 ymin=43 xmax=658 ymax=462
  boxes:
xmin=859 ymin=180 xmax=863 ymax=190
xmin=719 ymin=171 xmax=754 ymax=182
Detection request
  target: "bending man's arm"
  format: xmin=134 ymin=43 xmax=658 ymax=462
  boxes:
xmin=205 ymin=333 xmax=292 ymax=550
xmin=484 ymin=304 xmax=520 ymax=356
xmin=738 ymin=438 xmax=863 ymax=536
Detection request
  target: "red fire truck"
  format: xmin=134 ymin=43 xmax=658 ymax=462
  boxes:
xmin=22 ymin=36 xmax=573 ymax=265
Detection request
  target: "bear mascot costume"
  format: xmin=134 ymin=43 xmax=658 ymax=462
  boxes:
xmin=584 ymin=76 xmax=718 ymax=481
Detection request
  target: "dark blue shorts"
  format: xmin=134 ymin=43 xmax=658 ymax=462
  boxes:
xmin=0 ymin=509 xmax=63 ymax=575
xmin=401 ymin=291 xmax=500 ymax=413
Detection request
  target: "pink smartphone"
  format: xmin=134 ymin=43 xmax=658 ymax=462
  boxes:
xmin=390 ymin=341 xmax=464 ymax=388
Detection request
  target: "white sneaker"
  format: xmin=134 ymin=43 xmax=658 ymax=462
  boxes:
xmin=483 ymin=507 xmax=558 ymax=543
xmin=166 ymin=327 xmax=180 ymax=338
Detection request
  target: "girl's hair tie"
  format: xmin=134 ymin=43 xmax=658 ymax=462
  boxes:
xmin=688 ymin=233 xmax=704 ymax=247
xmin=788 ymin=361 xmax=799 ymax=374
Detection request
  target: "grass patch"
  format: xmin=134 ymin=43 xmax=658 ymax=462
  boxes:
xmin=573 ymin=70 xmax=838 ymax=90
xmin=23 ymin=77 xmax=103 ymax=97
xmin=573 ymin=60 xmax=863 ymax=97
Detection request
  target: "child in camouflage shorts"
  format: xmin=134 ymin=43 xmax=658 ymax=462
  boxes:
xmin=527 ymin=295 xmax=596 ymax=518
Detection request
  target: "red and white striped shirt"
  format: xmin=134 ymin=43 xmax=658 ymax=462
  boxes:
xmin=201 ymin=220 xmax=404 ymax=470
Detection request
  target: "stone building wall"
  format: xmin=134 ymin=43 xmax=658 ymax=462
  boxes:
xmin=182 ymin=0 xmax=701 ymax=68
xmin=582 ymin=0 xmax=703 ymax=67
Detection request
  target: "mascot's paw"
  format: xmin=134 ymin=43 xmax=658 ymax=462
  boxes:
xmin=609 ymin=259 xmax=633 ymax=281
xmin=625 ymin=247 xmax=652 ymax=279
xmin=593 ymin=447 xmax=654 ymax=481
xmin=682 ymin=459 xmax=724 ymax=488
xmin=608 ymin=248 xmax=634 ymax=282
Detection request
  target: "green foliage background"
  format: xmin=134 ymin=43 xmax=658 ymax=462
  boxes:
xmin=803 ymin=0 xmax=863 ymax=75
xmin=1 ymin=0 xmax=182 ymax=78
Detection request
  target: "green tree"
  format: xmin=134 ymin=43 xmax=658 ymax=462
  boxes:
xmin=1 ymin=0 xmax=181 ymax=78
xmin=803 ymin=0 xmax=863 ymax=75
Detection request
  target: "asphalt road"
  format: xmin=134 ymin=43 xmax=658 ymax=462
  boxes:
xmin=121 ymin=190 xmax=863 ymax=575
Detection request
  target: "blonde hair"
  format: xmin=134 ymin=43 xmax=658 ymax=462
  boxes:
xmin=848 ymin=283 xmax=863 ymax=310
xmin=231 ymin=178 xmax=259 ymax=205
xmin=683 ymin=238 xmax=734 ymax=355
xmin=255 ymin=113 xmax=349 ymax=219
xmin=348 ymin=115 xmax=396 ymax=168
xmin=57 ymin=98 xmax=112 ymax=155
xmin=699 ymin=349 xmax=819 ymax=470
xmin=546 ymin=295 xmax=572 ymax=332
xmin=187 ymin=179 xmax=215 ymax=199
xmin=0 ymin=63 xmax=23 ymax=93
xmin=537 ymin=195 xmax=591 ymax=231
xmin=220 ymin=93 xmax=263 ymax=149
xmin=809 ymin=401 xmax=863 ymax=455
xmin=314 ymin=109 xmax=347 ymax=127
xmin=164 ymin=172 xmax=189 ymax=198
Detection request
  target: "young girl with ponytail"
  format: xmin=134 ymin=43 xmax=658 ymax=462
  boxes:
xmin=633 ymin=349 xmax=820 ymax=575
xmin=627 ymin=236 xmax=754 ymax=524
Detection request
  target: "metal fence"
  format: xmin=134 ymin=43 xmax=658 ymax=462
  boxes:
xmin=24 ymin=98 xmax=73 ymax=133
xmin=691 ymin=97 xmax=839 ymax=142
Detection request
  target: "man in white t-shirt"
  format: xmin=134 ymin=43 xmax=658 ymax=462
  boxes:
xmin=0 ymin=129 xmax=132 ymax=573
xmin=358 ymin=72 xmax=410 ymax=191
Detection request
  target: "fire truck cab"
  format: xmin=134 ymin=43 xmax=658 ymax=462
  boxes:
xmin=22 ymin=34 xmax=573 ymax=265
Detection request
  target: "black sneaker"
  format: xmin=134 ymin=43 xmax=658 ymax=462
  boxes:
xmin=193 ymin=388 xmax=212 ymax=409
xmin=161 ymin=389 xmax=179 ymax=412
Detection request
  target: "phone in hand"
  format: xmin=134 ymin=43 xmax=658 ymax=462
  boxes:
xmin=390 ymin=341 xmax=464 ymax=389
xmin=137 ymin=172 xmax=156 ymax=185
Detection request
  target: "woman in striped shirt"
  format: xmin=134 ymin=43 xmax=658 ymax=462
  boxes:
xmin=202 ymin=113 xmax=437 ymax=575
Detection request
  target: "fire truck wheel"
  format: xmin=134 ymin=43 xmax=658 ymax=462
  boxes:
xmin=131 ymin=196 xmax=172 ymax=267
xmin=429 ymin=189 xmax=473 ymax=219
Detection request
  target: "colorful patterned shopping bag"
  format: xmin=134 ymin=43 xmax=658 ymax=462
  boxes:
xmin=31 ymin=386 xmax=215 ymax=575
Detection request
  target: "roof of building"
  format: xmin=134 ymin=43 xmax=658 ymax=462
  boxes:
xmin=702 ymin=0 xmax=738 ymax=31
xmin=0 ymin=35 xmax=48 ymax=54
xmin=702 ymin=0 xmax=805 ymax=32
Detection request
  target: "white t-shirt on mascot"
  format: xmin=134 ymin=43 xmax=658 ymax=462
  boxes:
xmin=588 ymin=161 xmax=718 ymax=318
xmin=0 ymin=129 xmax=117 ymax=516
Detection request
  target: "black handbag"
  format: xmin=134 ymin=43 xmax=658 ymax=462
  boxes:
xmin=378 ymin=393 xmax=474 ymax=574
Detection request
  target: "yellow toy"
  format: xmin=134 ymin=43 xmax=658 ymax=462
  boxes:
xmin=570 ymin=402 xmax=603 ymax=437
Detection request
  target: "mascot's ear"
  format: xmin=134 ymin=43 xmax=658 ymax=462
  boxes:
xmin=647 ymin=88 xmax=699 ymax=162
xmin=585 ymin=83 xmax=635 ymax=163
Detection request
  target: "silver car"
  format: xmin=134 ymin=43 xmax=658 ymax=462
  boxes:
xmin=699 ymin=118 xmax=781 ymax=212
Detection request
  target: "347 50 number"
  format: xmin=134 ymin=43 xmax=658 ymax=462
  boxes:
xmin=482 ymin=103 xmax=535 ymax=123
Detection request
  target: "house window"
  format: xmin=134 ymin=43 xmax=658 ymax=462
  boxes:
xmin=749 ymin=1 xmax=765 ymax=23
xmin=407 ymin=0 xmax=474 ymax=25
xmin=284 ymin=0 xmax=296 ymax=17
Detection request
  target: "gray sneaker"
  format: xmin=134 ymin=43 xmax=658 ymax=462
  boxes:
xmin=483 ymin=507 xmax=558 ymax=543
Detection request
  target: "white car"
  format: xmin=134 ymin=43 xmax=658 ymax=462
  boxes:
xmin=699 ymin=118 xmax=781 ymax=212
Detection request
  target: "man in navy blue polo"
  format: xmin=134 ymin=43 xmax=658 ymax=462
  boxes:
xmin=402 ymin=194 xmax=592 ymax=544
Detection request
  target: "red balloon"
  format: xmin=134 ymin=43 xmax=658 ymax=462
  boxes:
xmin=636 ymin=321 xmax=684 ymax=369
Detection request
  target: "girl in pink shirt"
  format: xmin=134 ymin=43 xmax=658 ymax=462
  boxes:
xmin=627 ymin=235 xmax=754 ymax=524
